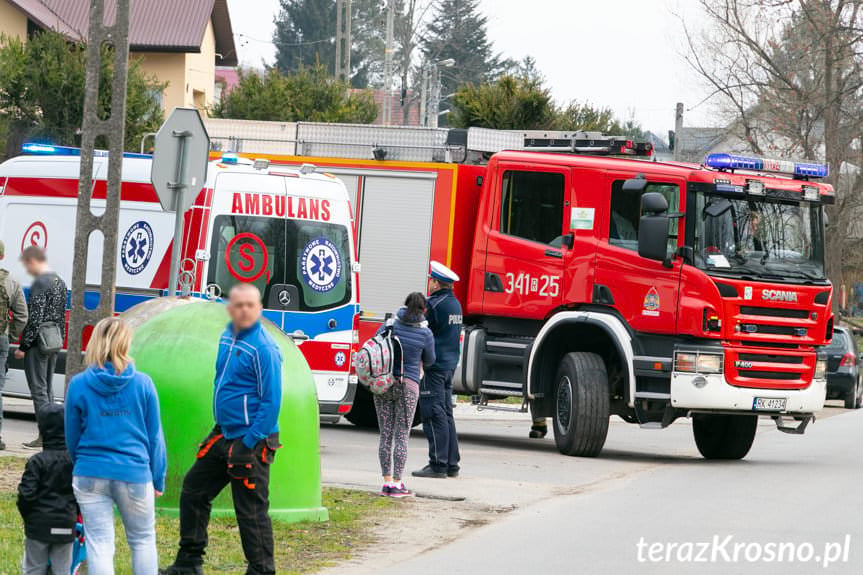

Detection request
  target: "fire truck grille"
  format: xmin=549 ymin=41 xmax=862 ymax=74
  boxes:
xmin=739 ymin=306 xmax=810 ymax=319
xmin=738 ymin=369 xmax=802 ymax=381
xmin=726 ymin=348 xmax=812 ymax=390
xmin=737 ymin=353 xmax=804 ymax=365
xmin=744 ymin=324 xmax=805 ymax=337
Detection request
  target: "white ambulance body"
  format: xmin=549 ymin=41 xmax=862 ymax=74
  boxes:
xmin=0 ymin=146 xmax=359 ymax=421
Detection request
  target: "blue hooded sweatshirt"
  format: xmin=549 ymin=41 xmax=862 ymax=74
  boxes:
xmin=65 ymin=362 xmax=167 ymax=492
xmin=377 ymin=307 xmax=435 ymax=383
xmin=214 ymin=321 xmax=282 ymax=448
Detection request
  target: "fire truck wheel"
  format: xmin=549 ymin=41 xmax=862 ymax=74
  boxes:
xmin=692 ymin=414 xmax=757 ymax=460
xmin=345 ymin=385 xmax=379 ymax=429
xmin=552 ymin=352 xmax=610 ymax=457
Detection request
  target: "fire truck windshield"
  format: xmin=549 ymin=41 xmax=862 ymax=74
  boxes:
xmin=693 ymin=192 xmax=825 ymax=282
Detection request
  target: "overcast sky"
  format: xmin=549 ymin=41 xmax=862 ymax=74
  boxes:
xmin=225 ymin=0 xmax=717 ymax=136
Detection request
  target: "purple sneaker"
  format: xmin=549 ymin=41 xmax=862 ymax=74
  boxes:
xmin=388 ymin=483 xmax=414 ymax=498
xmin=380 ymin=484 xmax=393 ymax=497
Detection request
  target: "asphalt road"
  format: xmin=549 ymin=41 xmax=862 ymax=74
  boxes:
xmin=3 ymin=400 xmax=859 ymax=574
xmin=319 ymin=402 xmax=861 ymax=575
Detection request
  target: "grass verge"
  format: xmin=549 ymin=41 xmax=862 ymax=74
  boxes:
xmin=0 ymin=456 xmax=395 ymax=574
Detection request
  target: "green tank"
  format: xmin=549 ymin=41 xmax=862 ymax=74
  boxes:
xmin=124 ymin=298 xmax=327 ymax=522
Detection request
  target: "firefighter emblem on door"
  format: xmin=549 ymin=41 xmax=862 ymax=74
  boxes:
xmin=121 ymin=221 xmax=154 ymax=275
xmin=301 ymin=237 xmax=342 ymax=293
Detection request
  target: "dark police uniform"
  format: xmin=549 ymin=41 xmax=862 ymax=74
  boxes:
xmin=420 ymin=279 xmax=463 ymax=475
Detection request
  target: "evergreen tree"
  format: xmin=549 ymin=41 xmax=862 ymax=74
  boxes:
xmin=212 ymin=66 xmax=379 ymax=124
xmin=273 ymin=0 xmax=389 ymax=88
xmin=421 ymin=0 xmax=501 ymax=96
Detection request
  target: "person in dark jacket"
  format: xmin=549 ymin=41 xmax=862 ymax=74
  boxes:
xmin=0 ymin=239 xmax=29 ymax=451
xmin=375 ymin=293 xmax=435 ymax=498
xmin=17 ymin=403 xmax=77 ymax=575
xmin=66 ymin=316 xmax=167 ymax=575
xmin=413 ymin=261 xmax=463 ymax=479
xmin=14 ymin=246 xmax=67 ymax=448
xmin=162 ymin=283 xmax=282 ymax=575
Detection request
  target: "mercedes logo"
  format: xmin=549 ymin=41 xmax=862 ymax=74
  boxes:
xmin=278 ymin=289 xmax=292 ymax=306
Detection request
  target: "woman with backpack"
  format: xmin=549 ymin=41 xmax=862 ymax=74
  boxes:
xmin=375 ymin=292 xmax=435 ymax=498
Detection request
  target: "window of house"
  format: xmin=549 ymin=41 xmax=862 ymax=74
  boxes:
xmin=500 ymin=171 xmax=565 ymax=245
xmin=608 ymin=180 xmax=679 ymax=253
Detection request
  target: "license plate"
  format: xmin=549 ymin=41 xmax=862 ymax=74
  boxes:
xmin=753 ymin=397 xmax=787 ymax=411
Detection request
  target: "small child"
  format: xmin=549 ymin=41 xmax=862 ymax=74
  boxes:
xmin=17 ymin=404 xmax=77 ymax=575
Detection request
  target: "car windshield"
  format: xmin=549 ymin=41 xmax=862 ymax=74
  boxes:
xmin=693 ymin=192 xmax=825 ymax=282
xmin=207 ymin=214 xmax=352 ymax=311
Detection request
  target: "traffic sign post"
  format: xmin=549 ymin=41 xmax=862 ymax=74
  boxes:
xmin=151 ymin=108 xmax=209 ymax=295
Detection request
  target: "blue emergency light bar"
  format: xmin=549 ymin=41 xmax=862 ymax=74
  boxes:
xmin=21 ymin=142 xmax=151 ymax=160
xmin=220 ymin=152 xmax=239 ymax=164
xmin=704 ymin=153 xmax=829 ymax=179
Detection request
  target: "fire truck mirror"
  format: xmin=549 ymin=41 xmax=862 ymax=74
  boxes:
xmin=622 ymin=174 xmax=648 ymax=192
xmin=640 ymin=191 xmax=669 ymax=214
xmin=637 ymin=215 xmax=670 ymax=262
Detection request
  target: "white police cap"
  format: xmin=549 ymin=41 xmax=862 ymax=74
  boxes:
xmin=429 ymin=260 xmax=460 ymax=283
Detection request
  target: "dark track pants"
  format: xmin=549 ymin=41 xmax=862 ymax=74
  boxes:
xmin=24 ymin=348 xmax=56 ymax=416
xmin=419 ymin=369 xmax=460 ymax=472
xmin=174 ymin=434 xmax=275 ymax=575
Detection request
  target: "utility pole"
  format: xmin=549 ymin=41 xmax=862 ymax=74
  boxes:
xmin=335 ymin=0 xmax=353 ymax=82
xmin=382 ymin=1 xmax=395 ymax=125
xmin=66 ymin=0 xmax=131 ymax=377
xmin=673 ymin=102 xmax=684 ymax=161
xmin=419 ymin=65 xmax=430 ymax=126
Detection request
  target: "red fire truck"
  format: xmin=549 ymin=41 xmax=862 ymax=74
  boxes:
xmin=207 ymin=121 xmax=834 ymax=459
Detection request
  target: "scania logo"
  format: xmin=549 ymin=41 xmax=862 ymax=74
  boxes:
xmin=761 ymin=289 xmax=798 ymax=303
xmin=735 ymin=360 xmax=753 ymax=369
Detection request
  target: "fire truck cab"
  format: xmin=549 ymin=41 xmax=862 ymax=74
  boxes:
xmin=0 ymin=145 xmax=360 ymax=421
xmin=455 ymin=143 xmax=834 ymax=459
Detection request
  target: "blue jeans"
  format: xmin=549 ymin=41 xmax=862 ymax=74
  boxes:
xmin=72 ymin=476 xmax=157 ymax=575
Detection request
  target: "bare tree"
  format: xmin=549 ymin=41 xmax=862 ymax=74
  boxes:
xmin=681 ymin=0 xmax=863 ymax=297
xmin=393 ymin=0 xmax=433 ymax=124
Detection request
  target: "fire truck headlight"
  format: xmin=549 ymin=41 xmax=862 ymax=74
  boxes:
xmin=674 ymin=351 xmax=722 ymax=374
xmin=674 ymin=352 xmax=697 ymax=373
xmin=814 ymin=358 xmax=827 ymax=380
xmin=696 ymin=353 xmax=723 ymax=374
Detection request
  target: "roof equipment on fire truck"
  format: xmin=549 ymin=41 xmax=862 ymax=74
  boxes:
xmin=704 ymin=153 xmax=829 ymax=179
xmin=520 ymin=131 xmax=654 ymax=157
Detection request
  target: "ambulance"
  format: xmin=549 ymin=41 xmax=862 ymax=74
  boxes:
xmin=0 ymin=144 xmax=360 ymax=422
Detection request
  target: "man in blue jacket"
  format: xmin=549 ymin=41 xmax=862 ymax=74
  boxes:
xmin=163 ymin=283 xmax=283 ymax=575
xmin=413 ymin=261 xmax=463 ymax=479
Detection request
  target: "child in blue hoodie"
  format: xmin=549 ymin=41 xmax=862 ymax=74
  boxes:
xmin=65 ymin=317 xmax=167 ymax=575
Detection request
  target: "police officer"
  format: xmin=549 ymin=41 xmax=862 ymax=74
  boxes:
xmin=413 ymin=261 xmax=462 ymax=479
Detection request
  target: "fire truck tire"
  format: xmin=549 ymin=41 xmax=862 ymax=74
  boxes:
xmin=345 ymin=385 xmax=379 ymax=429
xmin=692 ymin=414 xmax=757 ymax=460
xmin=552 ymin=352 xmax=610 ymax=457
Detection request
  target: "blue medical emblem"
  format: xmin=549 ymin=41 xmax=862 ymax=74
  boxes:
xmin=121 ymin=221 xmax=154 ymax=275
xmin=301 ymin=237 xmax=342 ymax=293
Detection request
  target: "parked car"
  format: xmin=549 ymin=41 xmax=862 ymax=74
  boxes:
xmin=825 ymin=326 xmax=862 ymax=409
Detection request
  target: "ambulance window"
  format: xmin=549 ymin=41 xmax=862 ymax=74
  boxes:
xmin=500 ymin=171 xmax=565 ymax=244
xmin=207 ymin=215 xmax=282 ymax=302
xmin=288 ymin=221 xmax=352 ymax=310
xmin=609 ymin=181 xmax=679 ymax=254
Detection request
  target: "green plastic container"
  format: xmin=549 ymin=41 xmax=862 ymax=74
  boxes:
xmin=124 ymin=298 xmax=327 ymax=522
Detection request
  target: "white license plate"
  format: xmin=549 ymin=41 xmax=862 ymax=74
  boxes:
xmin=753 ymin=397 xmax=787 ymax=411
